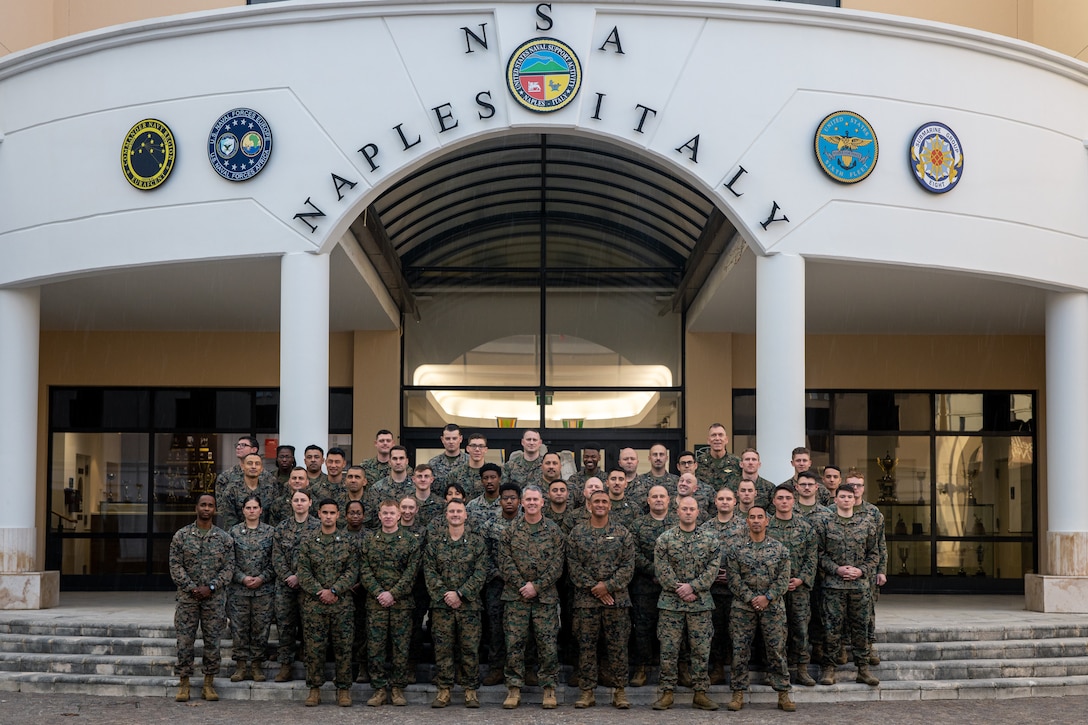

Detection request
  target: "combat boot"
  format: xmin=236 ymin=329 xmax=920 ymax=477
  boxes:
xmin=629 ymin=665 xmax=647 ymax=687
xmin=355 ymin=663 xmax=370 ymax=683
xmin=464 ymin=689 xmax=480 ymax=708
xmin=651 ymin=689 xmax=673 ymax=710
xmin=251 ymin=663 xmax=266 ymax=682
xmin=390 ymin=687 xmax=407 ymax=706
xmin=793 ymin=666 xmax=816 ymax=687
xmin=777 ymin=691 xmax=796 ymax=712
xmin=337 ymin=688 xmax=352 ymax=707
xmin=366 ymin=687 xmax=387 ymax=707
xmin=692 ymin=690 xmax=719 ymax=711
xmin=175 ymin=676 xmax=190 ymax=702
xmin=431 ymin=687 xmax=451 ymax=708
xmin=677 ymin=660 xmax=693 ymax=688
xmin=856 ymin=665 xmax=880 ymax=687
xmin=305 ymin=687 xmax=321 ymax=706
xmin=230 ymin=661 xmax=248 ymax=682
xmin=542 ymin=686 xmax=557 ymax=709
xmin=201 ymin=674 xmax=219 ymax=701
xmin=482 ymin=666 xmax=504 ymax=686
xmin=611 ymin=686 xmax=630 ymax=709
xmin=818 ymin=665 xmax=836 ymax=685
xmin=274 ymin=663 xmax=293 ymax=682
xmin=726 ymin=690 xmax=745 ymax=711
xmin=709 ymin=663 xmax=726 ymax=685
xmin=869 ymin=645 xmax=881 ymax=665
xmin=836 ymin=646 xmax=849 ymax=665
xmin=574 ymin=688 xmax=595 ymax=708
xmin=502 ymin=686 xmax=521 ymax=709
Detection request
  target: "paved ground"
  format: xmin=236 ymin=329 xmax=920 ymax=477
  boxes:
xmin=3 ymin=690 xmax=1088 ymax=724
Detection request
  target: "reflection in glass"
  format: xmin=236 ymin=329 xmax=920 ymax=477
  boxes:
xmin=833 ymin=435 xmax=931 ymax=505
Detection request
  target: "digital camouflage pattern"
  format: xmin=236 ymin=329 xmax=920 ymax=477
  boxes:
xmin=628 ymin=512 xmax=677 ymax=666
xmin=654 ymin=525 xmax=719 ymax=691
xmin=447 ymin=462 xmax=485 ymax=502
xmin=218 ymin=478 xmax=279 ymax=531
xmin=424 ymin=526 xmax=488 ymax=688
xmin=695 ymin=449 xmax=742 ymax=492
xmin=297 ymin=530 xmax=359 ymax=689
xmin=725 ymin=535 xmax=791 ymax=692
xmin=766 ymin=514 xmax=818 ymax=666
xmin=358 ymin=527 xmax=421 ymax=689
xmin=271 ymin=515 xmax=320 ymax=665
xmin=169 ymin=523 xmax=234 ymax=677
xmin=813 ymin=512 xmax=880 ymax=666
xmin=428 ymin=450 xmax=468 ymax=489
xmin=227 ymin=521 xmax=275 ymax=664
xmin=501 ymin=453 xmax=542 ymax=488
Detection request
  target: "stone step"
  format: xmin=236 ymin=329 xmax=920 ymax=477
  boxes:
xmin=2 ymin=673 xmax=1088 ymax=704
xmin=875 ymin=638 xmax=1088 ymax=661
xmin=0 ymin=633 xmax=180 ymax=657
xmin=878 ymin=624 xmax=1088 ymax=643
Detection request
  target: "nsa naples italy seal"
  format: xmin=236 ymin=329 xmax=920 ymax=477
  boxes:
xmin=507 ymin=38 xmax=581 ymax=112
xmin=207 ymin=108 xmax=273 ymax=182
xmin=120 ymin=118 xmax=176 ymax=190
xmin=815 ymin=111 xmax=878 ymax=184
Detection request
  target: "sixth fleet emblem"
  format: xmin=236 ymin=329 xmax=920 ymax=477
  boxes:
xmin=207 ymin=108 xmax=273 ymax=182
xmin=507 ymin=38 xmax=581 ymax=112
xmin=814 ymin=111 xmax=878 ymax=184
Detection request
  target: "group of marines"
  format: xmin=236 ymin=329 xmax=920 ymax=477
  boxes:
xmin=169 ymin=423 xmax=886 ymax=712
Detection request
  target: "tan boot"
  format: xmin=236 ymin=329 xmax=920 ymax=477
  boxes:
xmin=709 ymin=663 xmax=726 ymax=685
xmin=337 ymin=688 xmax=352 ymax=707
xmin=651 ymin=689 xmax=673 ymax=710
xmin=819 ymin=665 xmax=836 ymax=685
xmin=482 ymin=667 xmax=504 ymax=686
xmin=464 ymin=688 xmax=480 ymax=708
xmin=794 ymin=666 xmax=816 ymax=687
xmin=869 ymin=645 xmax=881 ymax=666
xmin=390 ymin=687 xmax=407 ymax=706
xmin=502 ymin=686 xmax=521 ymax=709
xmin=305 ymin=687 xmax=321 ymax=707
xmin=836 ymin=646 xmax=849 ymax=665
xmin=201 ymin=674 xmax=219 ymax=701
xmin=778 ymin=690 xmax=796 ymax=712
xmin=542 ymin=686 xmax=557 ymax=709
xmin=726 ymin=690 xmax=745 ymax=711
xmin=856 ymin=665 xmax=880 ymax=686
xmin=175 ymin=676 xmax=190 ymax=702
xmin=629 ymin=665 xmax=647 ymax=687
xmin=251 ymin=663 xmax=266 ymax=682
xmin=355 ymin=664 xmax=370 ymax=683
xmin=366 ymin=688 xmax=387 ymax=707
xmin=612 ymin=686 xmax=630 ymax=709
xmin=230 ymin=661 xmax=248 ymax=682
xmin=692 ymin=690 xmax=719 ymax=711
xmin=431 ymin=687 xmax=451 ymax=708
xmin=677 ymin=660 xmax=693 ymax=688
xmin=574 ymin=688 xmax=595 ymax=708
xmin=274 ymin=663 xmax=293 ymax=682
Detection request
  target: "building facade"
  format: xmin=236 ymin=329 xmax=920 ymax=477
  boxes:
xmin=1 ymin=0 xmax=1086 ymax=609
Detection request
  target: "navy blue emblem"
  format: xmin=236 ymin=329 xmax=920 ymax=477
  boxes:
xmin=207 ymin=108 xmax=273 ymax=182
xmin=814 ymin=111 xmax=878 ymax=184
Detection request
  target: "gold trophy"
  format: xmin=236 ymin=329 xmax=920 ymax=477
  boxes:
xmin=877 ymin=451 xmax=899 ymax=503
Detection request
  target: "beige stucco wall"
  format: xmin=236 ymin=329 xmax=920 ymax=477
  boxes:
xmin=353 ymin=330 xmax=402 ymax=447
xmin=0 ymin=0 xmax=241 ymax=58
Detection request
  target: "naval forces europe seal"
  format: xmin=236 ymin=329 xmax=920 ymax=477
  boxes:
xmin=507 ymin=38 xmax=581 ymax=113
xmin=207 ymin=108 xmax=273 ymax=182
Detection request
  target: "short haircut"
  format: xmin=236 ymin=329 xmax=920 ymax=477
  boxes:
xmin=797 ymin=469 xmax=819 ymax=483
xmin=317 ymin=497 xmax=338 ymax=510
xmin=290 ymin=466 xmax=308 ymax=475
xmin=467 ymin=432 xmax=487 ymax=444
xmin=379 ymin=499 xmax=400 ymax=510
xmin=276 ymin=444 xmax=295 ymax=455
xmin=499 ymin=482 xmax=522 ymax=498
xmin=608 ymin=466 xmax=627 ymax=477
xmin=845 ymin=468 xmax=866 ymax=483
xmin=678 ymin=450 xmax=696 ymax=461
xmin=838 ymin=483 xmax=860 ymax=497
xmin=480 ymin=462 xmax=502 ymax=478
xmin=375 ymin=429 xmax=393 ymax=438
xmin=346 ymin=464 xmax=364 ymax=475
xmin=522 ymin=484 xmax=543 ymax=498
xmin=291 ymin=488 xmax=311 ymax=500
xmin=708 ymin=422 xmax=726 ymax=431
xmin=237 ymin=435 xmax=258 ymax=447
xmin=548 ymin=478 xmax=568 ymax=490
xmin=741 ymin=447 xmax=760 ymax=457
xmin=242 ymin=452 xmax=263 ymax=463
xmin=772 ymin=483 xmax=796 ymax=499
xmin=390 ymin=445 xmax=408 ymax=456
xmin=305 ymin=444 xmax=324 ymax=456
xmin=542 ymin=451 xmax=561 ymax=462
xmin=346 ymin=500 xmax=364 ymax=511
xmin=414 ymin=464 xmax=434 ymax=475
xmin=327 ymin=447 xmax=346 ymax=459
xmin=442 ymin=423 xmax=461 ymax=433
xmin=242 ymin=494 xmax=262 ymax=507
xmin=823 ymin=464 xmax=841 ymax=475
xmin=791 ymin=447 xmax=811 ymax=458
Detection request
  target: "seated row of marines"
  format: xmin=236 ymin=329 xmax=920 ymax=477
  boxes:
xmin=170 ymin=426 xmax=885 ymax=711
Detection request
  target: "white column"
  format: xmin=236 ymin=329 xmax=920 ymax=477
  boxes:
xmin=0 ymin=286 xmax=57 ymax=608
xmin=279 ymin=253 xmax=330 ymax=453
xmin=755 ymin=253 xmax=806 ymax=482
xmin=1027 ymin=290 xmax=1088 ymax=611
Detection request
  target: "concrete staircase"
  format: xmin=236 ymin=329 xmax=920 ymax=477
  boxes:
xmin=2 ymin=616 xmax=1088 ymax=705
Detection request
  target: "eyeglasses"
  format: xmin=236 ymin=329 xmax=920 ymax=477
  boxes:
xmin=236 ymin=442 xmax=254 ymax=449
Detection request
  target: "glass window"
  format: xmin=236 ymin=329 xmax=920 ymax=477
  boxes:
xmin=833 ymin=392 xmax=929 ymax=431
xmin=404 ymin=389 xmax=540 ymax=428
xmin=544 ymin=391 xmax=681 ymax=429
xmin=833 ymin=435 xmax=931 ymax=505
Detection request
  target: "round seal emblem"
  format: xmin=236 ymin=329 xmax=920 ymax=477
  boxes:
xmin=814 ymin=111 xmax=879 ymax=184
xmin=909 ymin=122 xmax=964 ymax=193
xmin=120 ymin=119 xmax=176 ymax=190
xmin=506 ymin=38 xmax=581 ymax=112
xmin=207 ymin=108 xmax=273 ymax=181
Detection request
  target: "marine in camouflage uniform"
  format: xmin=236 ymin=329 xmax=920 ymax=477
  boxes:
xmin=358 ymin=516 xmax=422 ymax=692
xmin=700 ymin=502 xmax=747 ymax=674
xmin=227 ymin=515 xmax=275 ymax=676
xmin=424 ymin=505 xmax=489 ymax=692
xmin=360 ymin=456 xmax=391 ymax=495
xmin=220 ymin=477 xmax=279 ymax=531
xmin=854 ymin=497 xmax=888 ymax=651
xmin=448 ymin=462 xmax=485 ymax=503
xmin=498 ymin=496 xmax=565 ymax=689
xmin=271 ymin=509 xmax=320 ymax=671
xmin=297 ymin=510 xmax=359 ymax=692
xmin=629 ymin=509 xmax=677 ymax=674
xmin=695 ymin=448 xmax=742 ymax=493
xmin=429 ymin=450 xmax=468 ymax=490
xmin=365 ymin=475 xmax=414 ymax=520
xmin=566 ymin=503 xmax=635 ymax=693
xmin=631 ymin=472 xmax=679 ymax=512
xmin=411 ymin=491 xmax=447 ymax=529
xmin=169 ymin=496 xmax=234 ymax=679
xmin=501 ymin=452 xmax=543 ymax=488
xmin=813 ymin=490 xmax=881 ymax=672
xmin=766 ymin=504 xmax=818 ymax=674
xmin=653 ymin=501 xmax=720 ymax=695
xmin=725 ymin=513 xmax=792 ymax=695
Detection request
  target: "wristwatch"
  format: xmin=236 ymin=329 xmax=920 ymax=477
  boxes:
xmin=209 ymin=583 xmax=216 ymax=593
xmin=765 ymin=591 xmax=773 ymax=602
